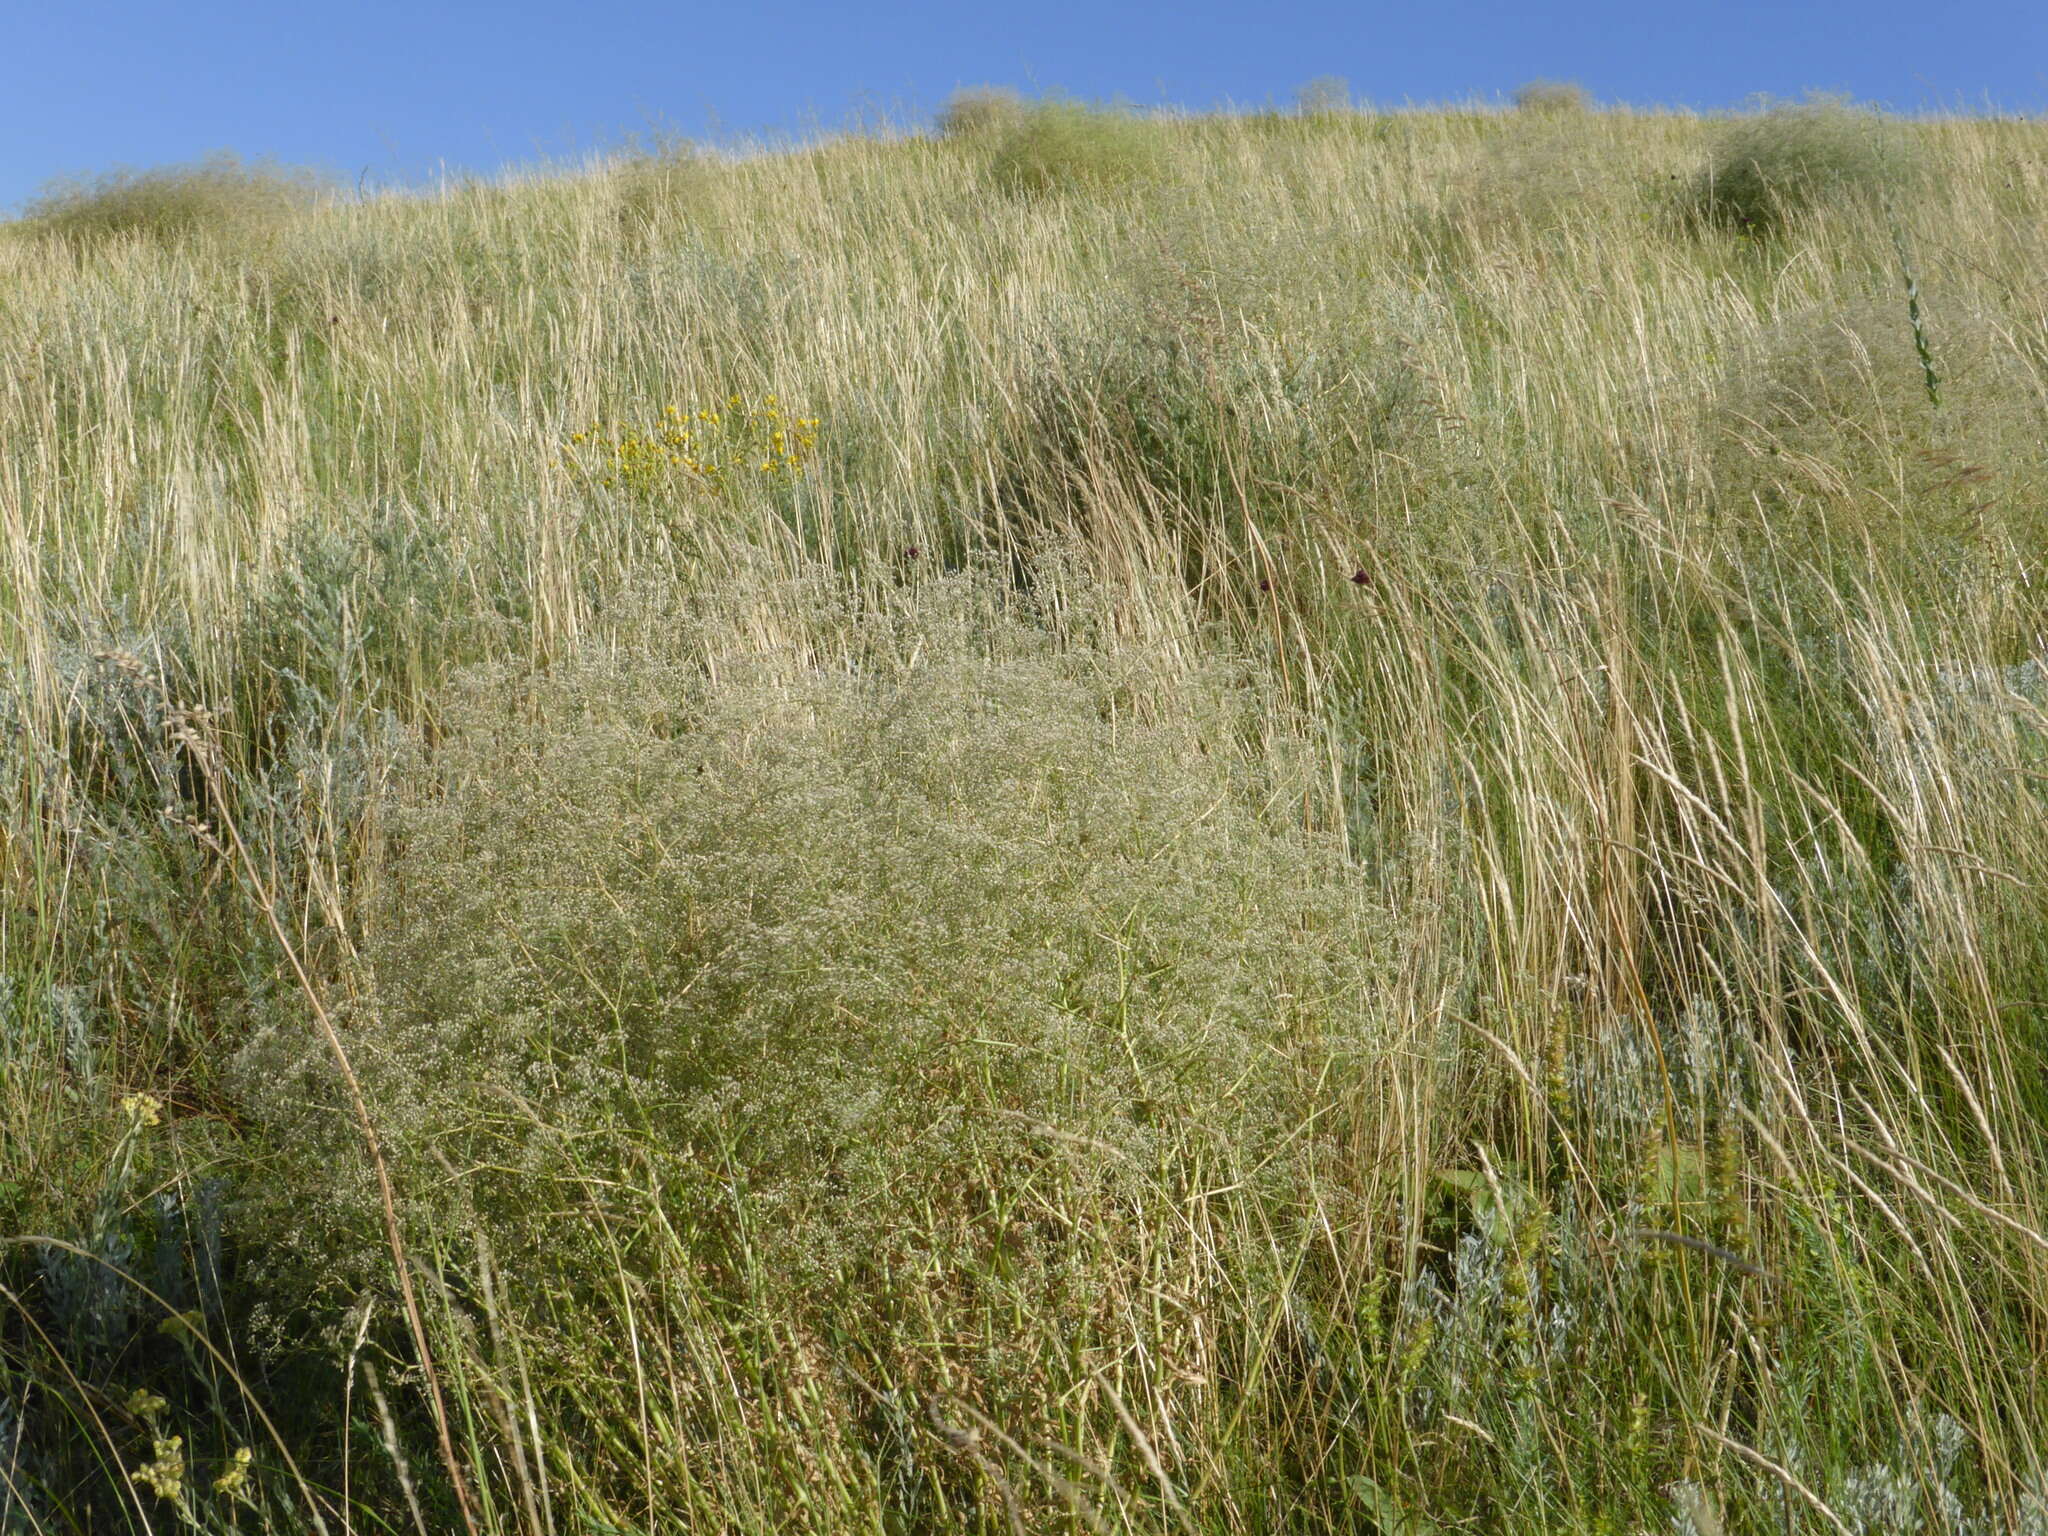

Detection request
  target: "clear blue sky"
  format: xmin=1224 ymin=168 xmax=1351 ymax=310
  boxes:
xmin=4 ymin=0 xmax=2044 ymax=211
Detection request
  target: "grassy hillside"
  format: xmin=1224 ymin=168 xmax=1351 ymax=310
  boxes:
xmin=4 ymin=97 xmax=2048 ymax=1533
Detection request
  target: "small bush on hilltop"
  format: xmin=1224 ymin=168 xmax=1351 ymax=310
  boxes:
xmin=1690 ymin=94 xmax=1919 ymax=235
xmin=1295 ymin=76 xmax=1355 ymax=117
xmin=610 ymin=140 xmax=722 ymax=236
xmin=935 ymin=84 xmax=1027 ymax=139
xmin=19 ymin=150 xmax=329 ymax=250
xmin=1511 ymin=79 xmax=1592 ymax=115
xmin=1419 ymin=110 xmax=1644 ymax=259
xmin=981 ymin=97 xmax=1168 ymax=194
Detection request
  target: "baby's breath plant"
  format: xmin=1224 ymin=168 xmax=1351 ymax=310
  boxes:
xmin=1422 ymin=107 xmax=1646 ymax=257
xmin=1688 ymin=93 xmax=1921 ymax=235
xmin=19 ymin=150 xmax=329 ymax=250
xmin=1294 ymin=76 xmax=1354 ymax=118
xmin=1704 ymin=296 xmax=2041 ymax=585
xmin=610 ymin=140 xmax=721 ymax=236
xmin=935 ymin=85 xmax=1027 ymax=139
xmin=1511 ymin=79 xmax=1592 ymax=115
xmin=983 ymin=98 xmax=1169 ymax=195
xmin=240 ymin=559 xmax=1387 ymax=1517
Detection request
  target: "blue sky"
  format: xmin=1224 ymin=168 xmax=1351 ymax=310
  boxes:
xmin=4 ymin=0 xmax=2044 ymax=211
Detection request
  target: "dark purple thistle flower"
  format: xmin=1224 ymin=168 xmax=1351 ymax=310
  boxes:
xmin=1351 ymin=568 xmax=1372 ymax=586
xmin=904 ymin=545 xmax=922 ymax=560
xmin=1258 ymin=578 xmax=1273 ymax=593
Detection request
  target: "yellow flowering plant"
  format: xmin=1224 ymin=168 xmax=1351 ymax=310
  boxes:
xmin=562 ymin=393 xmax=820 ymax=501
xmin=122 ymin=1385 xmax=257 ymax=1510
xmin=130 ymin=1433 xmax=186 ymax=1504
xmin=214 ymin=1445 xmax=255 ymax=1501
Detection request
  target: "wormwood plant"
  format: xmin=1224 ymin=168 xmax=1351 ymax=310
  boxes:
xmin=5 ymin=1096 xmax=310 ymax=1531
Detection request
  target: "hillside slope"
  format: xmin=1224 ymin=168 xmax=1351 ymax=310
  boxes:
xmin=4 ymin=102 xmax=2048 ymax=1533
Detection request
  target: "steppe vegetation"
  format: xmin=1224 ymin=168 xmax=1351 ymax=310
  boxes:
xmin=4 ymin=90 xmax=2048 ymax=1533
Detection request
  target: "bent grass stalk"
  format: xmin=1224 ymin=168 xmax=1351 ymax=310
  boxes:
xmin=165 ymin=706 xmax=481 ymax=1536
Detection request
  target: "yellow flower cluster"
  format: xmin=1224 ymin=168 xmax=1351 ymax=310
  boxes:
xmin=131 ymin=1434 xmax=185 ymax=1502
xmin=563 ymin=394 xmax=821 ymax=499
xmin=214 ymin=1445 xmax=254 ymax=1499
xmin=122 ymin=1385 xmax=254 ymax=1506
